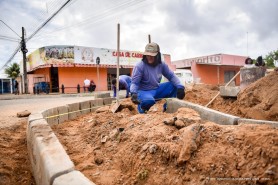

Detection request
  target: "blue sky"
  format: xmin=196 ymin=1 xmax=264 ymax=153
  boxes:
xmin=0 ymin=0 xmax=277 ymax=75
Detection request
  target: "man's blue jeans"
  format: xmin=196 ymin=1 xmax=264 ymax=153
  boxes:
xmin=137 ymin=82 xmax=177 ymax=113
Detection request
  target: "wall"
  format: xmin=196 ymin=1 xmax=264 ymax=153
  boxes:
xmin=58 ymin=67 xmax=108 ymax=93
xmin=194 ymin=64 xmax=241 ymax=85
xmin=221 ymin=54 xmax=247 ymax=66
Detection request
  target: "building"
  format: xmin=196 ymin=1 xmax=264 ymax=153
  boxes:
xmin=25 ymin=45 xmax=174 ymax=94
xmin=172 ymin=54 xmax=247 ymax=85
xmin=0 ymin=76 xmax=12 ymax=94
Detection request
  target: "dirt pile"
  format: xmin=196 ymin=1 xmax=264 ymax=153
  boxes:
xmin=185 ymin=71 xmax=278 ymax=121
xmin=235 ymin=71 xmax=278 ymax=121
xmin=52 ymin=99 xmax=278 ymax=185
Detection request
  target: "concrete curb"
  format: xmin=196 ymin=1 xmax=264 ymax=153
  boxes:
xmin=27 ymin=93 xmax=113 ymax=185
xmin=167 ymin=99 xmax=278 ymax=127
xmin=167 ymin=99 xmax=240 ymax=125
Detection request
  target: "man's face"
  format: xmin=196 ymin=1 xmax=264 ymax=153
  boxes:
xmin=146 ymin=55 xmax=155 ymax=64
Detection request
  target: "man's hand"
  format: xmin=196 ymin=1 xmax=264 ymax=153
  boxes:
xmin=131 ymin=93 xmax=140 ymax=104
xmin=177 ymin=88 xmax=185 ymax=100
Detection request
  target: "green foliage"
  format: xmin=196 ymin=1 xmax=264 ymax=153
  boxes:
xmin=264 ymin=49 xmax=278 ymax=68
xmin=4 ymin=63 xmax=20 ymax=79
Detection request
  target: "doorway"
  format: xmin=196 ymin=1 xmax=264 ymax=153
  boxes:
xmin=107 ymin=68 xmax=131 ymax=90
xmin=224 ymin=70 xmax=236 ymax=85
xmin=50 ymin=67 xmax=59 ymax=92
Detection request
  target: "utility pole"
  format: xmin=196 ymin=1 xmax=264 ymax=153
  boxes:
xmin=21 ymin=27 xmax=28 ymax=94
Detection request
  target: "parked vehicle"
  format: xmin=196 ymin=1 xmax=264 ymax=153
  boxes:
xmin=160 ymin=69 xmax=194 ymax=85
xmin=174 ymin=69 xmax=194 ymax=84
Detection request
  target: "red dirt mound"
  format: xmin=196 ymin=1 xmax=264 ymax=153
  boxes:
xmin=52 ymin=99 xmax=278 ymax=185
xmin=185 ymin=71 xmax=278 ymax=121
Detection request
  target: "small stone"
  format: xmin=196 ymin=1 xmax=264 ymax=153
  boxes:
xmin=95 ymin=158 xmax=103 ymax=165
xmin=265 ymin=165 xmax=276 ymax=175
xmin=142 ymin=144 xmax=149 ymax=151
xmin=17 ymin=110 xmax=31 ymax=117
xmin=149 ymin=144 xmax=158 ymax=154
xmin=101 ymin=135 xmax=108 ymax=143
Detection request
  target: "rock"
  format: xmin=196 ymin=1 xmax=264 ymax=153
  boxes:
xmin=17 ymin=110 xmax=31 ymax=117
xmin=174 ymin=120 xmax=186 ymax=129
xmin=177 ymin=124 xmax=203 ymax=164
xmin=142 ymin=143 xmax=149 ymax=151
xmin=265 ymin=165 xmax=276 ymax=175
xmin=96 ymin=106 xmax=110 ymax=113
xmin=95 ymin=157 xmax=103 ymax=165
xmin=163 ymin=117 xmax=177 ymax=126
xmin=101 ymin=135 xmax=108 ymax=143
xmin=109 ymin=128 xmax=120 ymax=140
xmin=149 ymin=144 xmax=158 ymax=154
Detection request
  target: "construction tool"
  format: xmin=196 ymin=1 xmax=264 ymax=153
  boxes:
xmin=205 ymin=70 xmax=240 ymax=107
xmin=111 ymin=23 xmax=121 ymax=113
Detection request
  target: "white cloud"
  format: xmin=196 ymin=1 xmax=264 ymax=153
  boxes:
xmin=0 ymin=0 xmax=277 ymax=72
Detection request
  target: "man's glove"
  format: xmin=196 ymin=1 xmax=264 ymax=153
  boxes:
xmin=177 ymin=88 xmax=185 ymax=100
xmin=131 ymin=93 xmax=140 ymax=104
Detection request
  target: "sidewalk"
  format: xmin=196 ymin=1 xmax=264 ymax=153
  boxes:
xmin=0 ymin=91 xmax=126 ymax=100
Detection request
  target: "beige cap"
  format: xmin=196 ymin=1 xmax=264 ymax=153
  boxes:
xmin=143 ymin=42 xmax=160 ymax=56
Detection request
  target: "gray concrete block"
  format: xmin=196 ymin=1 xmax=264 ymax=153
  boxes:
xmin=53 ymin=171 xmax=96 ymax=185
xmin=238 ymin=118 xmax=278 ymax=128
xmin=220 ymin=86 xmax=240 ymax=97
xmin=94 ymin=92 xmax=111 ymax=98
xmin=46 ymin=107 xmax=59 ymax=125
xmin=167 ymin=99 xmax=239 ymax=125
xmin=27 ymin=119 xmax=74 ymax=185
xmin=80 ymin=100 xmax=91 ymax=115
xmin=28 ymin=113 xmax=44 ymax=123
xmin=40 ymin=109 xmax=49 ymax=119
xmin=103 ymin=97 xmax=116 ymax=106
xmin=90 ymin=99 xmax=104 ymax=112
xmin=67 ymin=102 xmax=81 ymax=120
xmin=57 ymin=105 xmax=69 ymax=124
xmin=240 ymin=66 xmax=266 ymax=90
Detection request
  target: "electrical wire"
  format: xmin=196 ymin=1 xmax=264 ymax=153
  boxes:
xmin=32 ymin=0 xmax=148 ymax=40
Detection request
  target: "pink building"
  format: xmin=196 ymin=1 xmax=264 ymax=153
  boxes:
xmin=172 ymin=54 xmax=247 ymax=85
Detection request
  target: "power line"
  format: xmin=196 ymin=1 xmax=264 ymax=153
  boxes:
xmin=32 ymin=0 xmax=148 ymax=40
xmin=1 ymin=0 xmax=73 ymax=70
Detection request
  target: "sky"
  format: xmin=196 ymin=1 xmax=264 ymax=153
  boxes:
xmin=0 ymin=0 xmax=277 ymax=76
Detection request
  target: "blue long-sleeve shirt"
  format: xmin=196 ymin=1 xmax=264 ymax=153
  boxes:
xmin=113 ymin=75 xmax=132 ymax=97
xmin=130 ymin=61 xmax=183 ymax=93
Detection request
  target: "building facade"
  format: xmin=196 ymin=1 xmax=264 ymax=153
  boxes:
xmin=172 ymin=54 xmax=247 ymax=85
xmin=25 ymin=45 xmax=174 ymax=94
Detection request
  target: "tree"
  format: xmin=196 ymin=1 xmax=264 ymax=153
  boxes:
xmin=264 ymin=49 xmax=278 ymax=68
xmin=4 ymin=63 xmax=20 ymax=79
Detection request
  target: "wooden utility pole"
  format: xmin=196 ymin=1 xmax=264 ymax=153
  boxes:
xmin=148 ymin=34 xmax=151 ymax=43
xmin=21 ymin=27 xmax=28 ymax=94
xmin=116 ymin=23 xmax=120 ymax=103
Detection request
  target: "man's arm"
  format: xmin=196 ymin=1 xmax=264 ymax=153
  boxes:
xmin=130 ymin=64 xmax=143 ymax=94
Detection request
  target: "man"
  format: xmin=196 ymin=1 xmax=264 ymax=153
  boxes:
xmin=83 ymin=78 xmax=90 ymax=92
xmin=112 ymin=75 xmax=132 ymax=98
xmin=130 ymin=42 xmax=185 ymax=113
xmin=90 ymin=80 xmax=96 ymax=92
xmin=14 ymin=80 xmax=19 ymax=95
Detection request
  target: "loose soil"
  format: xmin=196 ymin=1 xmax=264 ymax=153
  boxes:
xmin=0 ymin=117 xmax=35 ymax=185
xmin=52 ymin=98 xmax=277 ymax=185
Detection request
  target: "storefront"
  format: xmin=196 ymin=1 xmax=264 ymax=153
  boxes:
xmin=26 ymin=45 xmax=174 ymax=94
xmin=172 ymin=54 xmax=247 ymax=85
xmin=0 ymin=77 xmax=12 ymax=94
